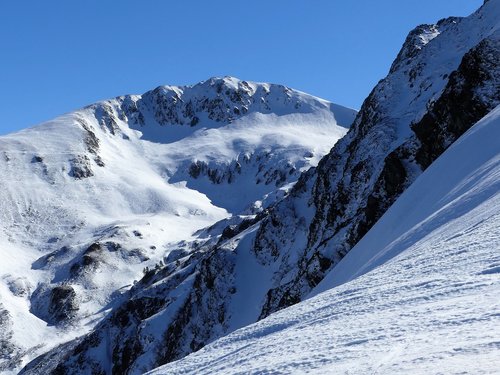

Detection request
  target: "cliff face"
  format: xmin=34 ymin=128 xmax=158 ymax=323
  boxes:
xmin=253 ymin=3 xmax=500 ymax=318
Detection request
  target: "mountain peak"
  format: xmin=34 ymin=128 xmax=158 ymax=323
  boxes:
xmin=200 ymin=75 xmax=245 ymax=88
xmin=389 ymin=17 xmax=460 ymax=74
xmin=136 ymin=76 xmax=346 ymax=130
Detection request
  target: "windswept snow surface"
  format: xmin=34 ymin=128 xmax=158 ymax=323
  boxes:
xmin=149 ymin=107 xmax=500 ymax=374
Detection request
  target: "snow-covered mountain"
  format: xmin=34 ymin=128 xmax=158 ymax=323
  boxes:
xmin=17 ymin=1 xmax=499 ymax=374
xmin=0 ymin=77 xmax=354 ymax=373
xmin=148 ymin=104 xmax=500 ymax=375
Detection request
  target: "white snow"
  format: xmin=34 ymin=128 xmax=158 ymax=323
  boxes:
xmin=224 ymin=226 xmax=273 ymax=332
xmin=144 ymin=110 xmax=348 ymax=213
xmin=148 ymin=106 xmax=500 ymax=375
xmin=0 ymin=78 xmax=354 ymax=372
xmin=376 ymin=0 xmax=499 ymax=145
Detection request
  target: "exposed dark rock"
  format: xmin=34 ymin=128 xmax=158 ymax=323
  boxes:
xmin=48 ymin=286 xmax=79 ymax=324
xmin=139 ymin=77 xmax=306 ymax=128
xmin=412 ymin=36 xmax=500 ymax=169
xmin=0 ymin=305 xmax=17 ymax=369
xmin=30 ymin=282 xmax=79 ymax=326
xmin=78 ymin=120 xmax=100 ymax=155
xmin=70 ymin=243 xmax=103 ymax=278
xmin=252 ymin=24 xmax=499 ymax=319
xmin=119 ymin=95 xmax=145 ymax=126
xmin=70 ymin=155 xmax=94 ymax=179
xmin=188 ymin=160 xmax=240 ymax=184
xmin=217 ymin=213 xmax=266 ymax=245
xmin=94 ymin=103 xmax=120 ymax=135
xmin=186 ymin=152 xmax=297 ymax=189
xmin=190 ymin=116 xmax=199 ymax=126
xmin=389 ymin=17 xmax=459 ymax=74
xmin=76 ymin=118 xmax=106 ymax=168
xmin=104 ymin=242 xmax=122 ymax=252
xmin=112 ymin=296 xmax=166 ymax=327
xmin=94 ymin=156 xmax=105 ymax=167
xmin=108 ymin=297 xmax=166 ymax=374
xmin=156 ymin=249 xmax=235 ymax=366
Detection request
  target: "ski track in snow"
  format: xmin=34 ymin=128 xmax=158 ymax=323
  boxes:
xmin=148 ymin=107 xmax=500 ymax=375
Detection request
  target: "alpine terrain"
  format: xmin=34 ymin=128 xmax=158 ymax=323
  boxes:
xmin=1 ymin=0 xmax=499 ymax=374
xmin=149 ymin=103 xmax=500 ymax=375
xmin=0 ymin=77 xmax=355 ymax=373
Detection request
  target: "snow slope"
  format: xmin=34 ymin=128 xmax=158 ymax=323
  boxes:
xmin=148 ymin=106 xmax=500 ymax=374
xmin=242 ymin=0 xmax=500 ymax=318
xmin=0 ymin=77 xmax=354 ymax=373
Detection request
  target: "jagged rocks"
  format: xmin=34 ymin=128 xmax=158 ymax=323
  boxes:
xmin=1 ymin=72 xmax=352 ymax=373
xmin=31 ymin=284 xmax=79 ymax=325
xmin=249 ymin=5 xmax=500 ymax=318
xmin=186 ymin=152 xmax=299 ymax=189
xmin=78 ymin=120 xmax=100 ymax=155
xmin=389 ymin=17 xmax=460 ymax=74
xmin=69 ymin=155 xmax=94 ymax=179
xmin=70 ymin=120 xmax=107 ymax=177
xmin=78 ymin=118 xmax=106 ymax=167
xmin=119 ymin=96 xmax=145 ymax=126
xmin=139 ymin=77 xmax=315 ymax=128
xmin=109 ymin=297 xmax=167 ymax=374
xmin=156 ymin=248 xmax=236 ymax=367
xmin=94 ymin=103 xmax=121 ymax=135
xmin=217 ymin=215 xmax=261 ymax=244
xmin=31 ymin=155 xmax=43 ymax=163
xmin=70 ymin=243 xmax=102 ymax=277
xmin=188 ymin=160 xmax=242 ymax=184
xmin=0 ymin=305 xmax=16 ymax=367
xmin=412 ymin=36 xmax=500 ymax=168
xmin=22 ymin=239 xmax=237 ymax=374
xmin=49 ymin=286 xmax=79 ymax=323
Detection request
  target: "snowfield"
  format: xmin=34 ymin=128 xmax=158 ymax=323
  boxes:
xmin=148 ymin=106 xmax=500 ymax=374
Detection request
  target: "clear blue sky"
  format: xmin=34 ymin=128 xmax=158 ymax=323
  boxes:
xmin=0 ymin=0 xmax=483 ymax=135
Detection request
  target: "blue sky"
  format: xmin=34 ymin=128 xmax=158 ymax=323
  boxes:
xmin=0 ymin=0 xmax=483 ymax=135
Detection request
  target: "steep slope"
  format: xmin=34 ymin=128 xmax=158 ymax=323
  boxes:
xmin=0 ymin=77 xmax=354 ymax=373
xmin=251 ymin=0 xmax=500 ymax=316
xmin=147 ymin=105 xmax=500 ymax=375
xmin=21 ymin=2 xmax=500 ymax=374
